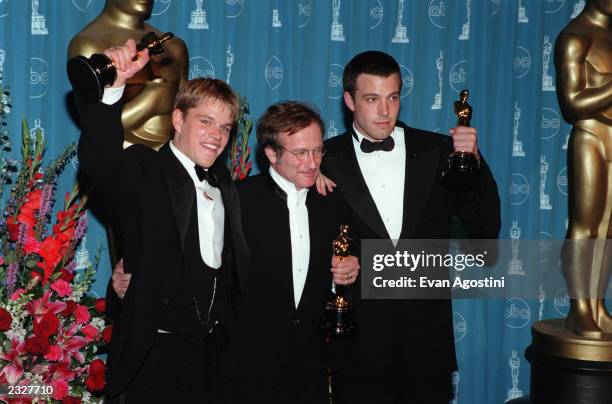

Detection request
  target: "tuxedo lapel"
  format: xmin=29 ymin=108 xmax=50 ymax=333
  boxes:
xmin=400 ymin=125 xmax=439 ymax=238
xmin=331 ymin=133 xmax=390 ymax=239
xmin=212 ymin=160 xmax=250 ymax=292
xmin=160 ymin=144 xmax=195 ymax=253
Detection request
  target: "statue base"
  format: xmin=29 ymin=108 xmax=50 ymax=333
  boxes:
xmin=524 ymin=319 xmax=612 ymax=404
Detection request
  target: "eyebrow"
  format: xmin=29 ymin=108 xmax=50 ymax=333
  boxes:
xmin=358 ymin=91 xmax=400 ymax=98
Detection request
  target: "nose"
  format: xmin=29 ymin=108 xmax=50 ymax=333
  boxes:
xmin=378 ymin=100 xmax=389 ymax=117
xmin=305 ymin=152 xmax=318 ymax=169
xmin=208 ymin=125 xmax=222 ymax=140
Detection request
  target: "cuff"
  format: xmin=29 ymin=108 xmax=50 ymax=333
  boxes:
xmin=101 ymin=85 xmax=125 ymax=105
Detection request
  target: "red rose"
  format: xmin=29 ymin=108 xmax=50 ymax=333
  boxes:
xmin=74 ymin=305 xmax=90 ymax=324
xmin=102 ymin=325 xmax=113 ymax=344
xmin=51 ymin=379 xmax=69 ymax=400
xmin=81 ymin=324 xmax=99 ymax=342
xmin=0 ymin=307 xmax=12 ymax=331
xmin=60 ymin=300 xmax=78 ymax=317
xmin=25 ymin=335 xmax=50 ymax=356
xmin=85 ymin=359 xmax=105 ymax=392
xmin=59 ymin=268 xmax=75 ymax=282
xmin=94 ymin=298 xmax=106 ymax=314
xmin=62 ymin=397 xmax=82 ymax=404
xmin=33 ymin=312 xmax=60 ymax=337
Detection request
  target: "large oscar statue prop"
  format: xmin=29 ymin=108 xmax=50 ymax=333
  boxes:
xmin=68 ymin=32 xmax=174 ymax=103
xmin=516 ymin=2 xmax=612 ymax=403
xmin=320 ymin=225 xmax=357 ymax=337
xmin=67 ymin=0 xmax=188 ymax=266
xmin=441 ymin=89 xmax=480 ymax=191
xmin=67 ymin=0 xmax=188 ymax=149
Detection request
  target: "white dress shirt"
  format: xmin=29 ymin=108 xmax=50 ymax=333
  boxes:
xmin=269 ymin=167 xmax=310 ymax=307
xmin=169 ymin=142 xmax=225 ymax=269
xmin=102 ymin=86 xmax=224 ymax=269
xmin=352 ymin=124 xmax=406 ymax=240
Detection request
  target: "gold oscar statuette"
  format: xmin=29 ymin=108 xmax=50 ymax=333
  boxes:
xmin=320 ymin=225 xmax=357 ymax=337
xmin=67 ymin=32 xmax=174 ymax=103
xmin=441 ymin=89 xmax=481 ymax=191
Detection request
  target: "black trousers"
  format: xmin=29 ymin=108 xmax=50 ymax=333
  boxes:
xmin=332 ymin=371 xmax=453 ymax=404
xmin=108 ymin=330 xmax=222 ymax=404
xmin=222 ymin=365 xmax=328 ymax=404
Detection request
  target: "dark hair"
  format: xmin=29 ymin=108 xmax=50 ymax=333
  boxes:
xmin=343 ymin=51 xmax=402 ymax=97
xmin=256 ymin=101 xmax=325 ymax=151
xmin=174 ymin=77 xmax=240 ymax=121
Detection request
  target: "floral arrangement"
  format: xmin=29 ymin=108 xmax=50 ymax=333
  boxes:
xmin=0 ymin=113 xmax=109 ymax=403
xmin=227 ymin=96 xmax=253 ymax=181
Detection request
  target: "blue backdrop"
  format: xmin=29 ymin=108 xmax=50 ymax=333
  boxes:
xmin=0 ymin=0 xmax=589 ymax=402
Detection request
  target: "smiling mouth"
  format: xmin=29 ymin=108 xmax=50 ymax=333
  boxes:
xmin=201 ymin=143 xmax=220 ymax=152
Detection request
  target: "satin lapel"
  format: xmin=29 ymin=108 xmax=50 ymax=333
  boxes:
xmin=331 ymin=133 xmax=389 ymax=239
xmin=210 ymin=161 xmax=250 ymax=293
xmin=160 ymin=144 xmax=195 ymax=253
xmin=400 ymin=127 xmax=439 ymax=238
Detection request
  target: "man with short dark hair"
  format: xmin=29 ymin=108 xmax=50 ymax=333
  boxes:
xmin=321 ymin=50 xmax=501 ymax=403
xmin=222 ymin=101 xmax=359 ymax=403
xmin=78 ymin=40 xmax=248 ymax=403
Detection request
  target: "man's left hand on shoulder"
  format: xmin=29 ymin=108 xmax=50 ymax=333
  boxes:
xmin=449 ymin=126 xmax=480 ymax=159
xmin=331 ymin=255 xmax=360 ymax=285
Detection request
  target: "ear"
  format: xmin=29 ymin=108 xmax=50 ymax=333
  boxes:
xmin=344 ymin=91 xmax=356 ymax=112
xmin=264 ymin=146 xmax=279 ymax=164
xmin=172 ymin=109 xmax=183 ymax=135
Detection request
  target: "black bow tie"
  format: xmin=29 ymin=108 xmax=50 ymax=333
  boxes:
xmin=194 ymin=165 xmax=218 ymax=187
xmin=360 ymin=136 xmax=395 ymax=153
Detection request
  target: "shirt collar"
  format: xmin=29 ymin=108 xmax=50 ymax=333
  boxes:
xmin=169 ymin=141 xmax=201 ymax=184
xmin=269 ymin=166 xmax=308 ymax=200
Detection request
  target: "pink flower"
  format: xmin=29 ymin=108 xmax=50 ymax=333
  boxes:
xmin=25 ymin=290 xmax=67 ymax=318
xmin=61 ymin=336 xmax=87 ymax=363
xmin=0 ymin=256 xmax=3 ymax=265
xmin=51 ymin=379 xmax=69 ymax=400
xmin=44 ymin=345 xmax=63 ymax=361
xmin=81 ymin=324 xmax=99 ymax=342
xmin=51 ymin=279 xmax=72 ymax=298
xmin=74 ymin=306 xmax=90 ymax=324
xmin=10 ymin=288 xmax=26 ymax=301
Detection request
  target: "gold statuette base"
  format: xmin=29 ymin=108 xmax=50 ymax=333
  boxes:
xmin=531 ymin=319 xmax=612 ymax=361
xmin=525 ymin=319 xmax=612 ymax=404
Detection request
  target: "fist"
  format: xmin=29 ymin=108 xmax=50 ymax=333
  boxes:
xmin=449 ymin=126 xmax=478 ymax=156
xmin=103 ymin=39 xmax=150 ymax=88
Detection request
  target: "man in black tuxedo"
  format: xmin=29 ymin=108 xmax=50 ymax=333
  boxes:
xmin=222 ymin=102 xmax=360 ymax=403
xmin=78 ymin=40 xmax=248 ymax=402
xmin=320 ymin=51 xmax=501 ymax=403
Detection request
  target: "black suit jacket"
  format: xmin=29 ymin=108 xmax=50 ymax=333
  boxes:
xmin=77 ymin=100 xmax=249 ymax=396
xmin=223 ymin=173 xmax=347 ymax=397
xmin=322 ymin=122 xmax=501 ymax=379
